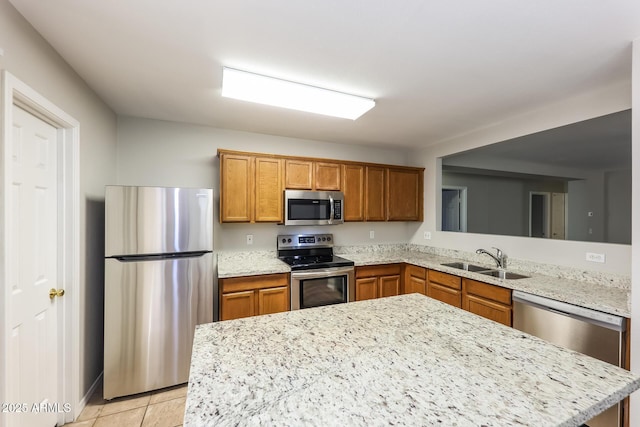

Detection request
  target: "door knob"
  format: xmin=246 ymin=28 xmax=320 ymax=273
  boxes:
xmin=49 ymin=288 xmax=65 ymax=300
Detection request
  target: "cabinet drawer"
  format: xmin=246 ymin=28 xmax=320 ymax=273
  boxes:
xmin=428 ymin=270 xmax=461 ymax=290
xmin=464 ymin=278 xmax=511 ymax=305
xmin=356 ymin=264 xmax=402 ymax=278
xmin=220 ymin=273 xmax=289 ymax=293
xmin=405 ymin=264 xmax=426 ymax=280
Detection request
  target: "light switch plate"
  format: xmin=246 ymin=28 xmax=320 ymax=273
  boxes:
xmin=424 ymin=231 xmax=432 ymax=240
xmin=585 ymin=252 xmax=605 ymax=263
xmin=246 ymin=234 xmax=253 ymax=245
xmin=369 ymin=230 xmax=375 ymax=239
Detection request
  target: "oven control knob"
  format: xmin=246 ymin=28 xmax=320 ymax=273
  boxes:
xmin=327 ymin=236 xmax=331 ymax=241
xmin=287 ymin=238 xmax=292 ymax=243
xmin=281 ymin=238 xmax=286 ymax=243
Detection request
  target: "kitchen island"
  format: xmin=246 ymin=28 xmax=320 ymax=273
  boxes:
xmin=184 ymin=294 xmax=640 ymax=426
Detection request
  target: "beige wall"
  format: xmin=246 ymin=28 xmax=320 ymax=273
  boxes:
xmin=115 ymin=116 xmax=415 ymax=250
xmin=0 ymin=0 xmax=117 ymax=407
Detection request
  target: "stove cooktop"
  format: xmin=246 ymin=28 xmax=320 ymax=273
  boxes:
xmin=277 ymin=234 xmax=354 ymax=270
xmin=279 ymin=254 xmax=354 ymax=271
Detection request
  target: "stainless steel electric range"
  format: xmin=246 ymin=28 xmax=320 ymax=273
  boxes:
xmin=277 ymin=234 xmax=355 ymax=310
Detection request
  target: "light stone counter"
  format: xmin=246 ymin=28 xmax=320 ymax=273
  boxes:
xmin=217 ymin=250 xmax=289 ymax=278
xmin=184 ymin=294 xmax=640 ymax=426
xmin=340 ymin=249 xmax=631 ymax=317
xmin=216 ymin=246 xmax=630 ymax=317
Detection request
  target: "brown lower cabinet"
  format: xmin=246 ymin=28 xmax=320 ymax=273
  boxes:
xmin=355 ymin=264 xmax=402 ymax=301
xmin=219 ymin=265 xmax=513 ymax=327
xmin=219 ymin=273 xmax=290 ymax=321
xmin=427 ymin=269 xmax=462 ymax=308
xmin=420 ymin=267 xmax=512 ymax=326
xmin=462 ymin=278 xmax=512 ymax=327
xmin=404 ymin=264 xmax=427 ymax=295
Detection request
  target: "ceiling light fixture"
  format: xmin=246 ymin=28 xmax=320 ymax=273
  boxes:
xmin=221 ymin=67 xmax=375 ymax=120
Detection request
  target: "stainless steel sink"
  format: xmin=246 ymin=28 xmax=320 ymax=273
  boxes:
xmin=478 ymin=270 xmax=529 ymax=280
xmin=440 ymin=262 xmax=491 ymax=272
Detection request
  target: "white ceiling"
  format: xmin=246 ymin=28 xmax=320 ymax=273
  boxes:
xmin=8 ymin=0 xmax=640 ymax=149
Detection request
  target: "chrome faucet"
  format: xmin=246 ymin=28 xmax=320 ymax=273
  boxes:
xmin=476 ymin=247 xmax=508 ymax=269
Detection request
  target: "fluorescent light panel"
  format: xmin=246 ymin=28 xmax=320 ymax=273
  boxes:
xmin=222 ymin=67 xmax=375 ymax=120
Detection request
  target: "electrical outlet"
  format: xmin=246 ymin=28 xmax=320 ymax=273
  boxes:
xmin=369 ymin=230 xmax=375 ymax=239
xmin=424 ymin=231 xmax=432 ymax=240
xmin=585 ymin=252 xmax=605 ymax=263
xmin=246 ymin=234 xmax=253 ymax=245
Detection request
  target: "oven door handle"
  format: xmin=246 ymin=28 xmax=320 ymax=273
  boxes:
xmin=291 ymin=266 xmax=354 ymax=278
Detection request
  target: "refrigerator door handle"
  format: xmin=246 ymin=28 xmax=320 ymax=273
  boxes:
xmin=111 ymin=251 xmax=210 ymax=262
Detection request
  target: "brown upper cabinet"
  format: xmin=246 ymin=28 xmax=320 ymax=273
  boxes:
xmin=387 ymin=168 xmax=423 ymax=221
xmin=314 ymin=162 xmax=341 ymax=190
xmin=219 ymin=152 xmax=284 ymax=223
xmin=218 ymin=149 xmax=424 ymax=224
xmin=254 ymin=157 xmax=284 ymax=222
xmin=365 ymin=166 xmax=386 ymax=221
xmin=342 ymin=164 xmax=365 ymax=221
xmin=285 ymin=159 xmax=341 ymax=191
xmin=219 ymin=152 xmax=253 ymax=222
xmin=285 ymin=159 xmax=313 ymax=189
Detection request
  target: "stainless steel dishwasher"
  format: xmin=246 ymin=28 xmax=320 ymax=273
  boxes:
xmin=512 ymin=290 xmax=627 ymax=427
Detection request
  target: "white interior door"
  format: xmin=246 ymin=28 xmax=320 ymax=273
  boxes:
xmin=7 ymin=106 xmax=61 ymax=427
xmin=441 ymin=187 xmax=467 ymax=232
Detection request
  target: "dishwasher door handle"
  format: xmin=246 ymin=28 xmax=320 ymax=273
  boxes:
xmin=512 ymin=290 xmax=625 ymax=332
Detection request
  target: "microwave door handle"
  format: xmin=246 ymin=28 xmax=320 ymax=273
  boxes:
xmin=329 ymin=195 xmax=334 ymax=224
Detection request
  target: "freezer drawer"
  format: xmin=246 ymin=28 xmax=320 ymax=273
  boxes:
xmin=104 ymin=252 xmax=213 ymax=399
xmin=105 ymin=186 xmax=213 ymax=257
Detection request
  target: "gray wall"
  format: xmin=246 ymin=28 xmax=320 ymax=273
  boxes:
xmin=115 ymin=116 xmax=415 ymax=251
xmin=0 ymin=0 xmax=117 ymax=406
xmin=605 ymin=169 xmax=632 ymax=244
xmin=443 ymin=171 xmax=566 ymax=237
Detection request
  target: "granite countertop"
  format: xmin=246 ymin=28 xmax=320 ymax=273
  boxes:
xmin=184 ymin=294 xmax=640 ymax=426
xmin=216 ymin=247 xmax=630 ymax=317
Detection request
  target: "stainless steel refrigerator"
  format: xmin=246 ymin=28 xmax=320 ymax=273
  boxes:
xmin=104 ymin=185 xmax=214 ymax=400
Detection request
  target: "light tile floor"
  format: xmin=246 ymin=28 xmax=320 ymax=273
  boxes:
xmin=63 ymin=382 xmax=187 ymax=427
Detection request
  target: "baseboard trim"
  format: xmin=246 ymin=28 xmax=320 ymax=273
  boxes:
xmin=74 ymin=371 xmax=103 ymax=421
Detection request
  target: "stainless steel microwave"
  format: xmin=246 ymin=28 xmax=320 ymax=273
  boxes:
xmin=284 ymin=190 xmax=344 ymax=226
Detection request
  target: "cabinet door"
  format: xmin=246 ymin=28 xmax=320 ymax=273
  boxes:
xmin=220 ymin=153 xmax=253 ymax=222
xmin=404 ymin=265 xmax=427 ymax=295
xmin=315 ymin=162 xmax=341 ymax=191
xmin=465 ymin=294 xmax=512 ymax=326
xmin=387 ymin=168 xmax=423 ymax=221
xmin=258 ymin=286 xmax=289 ymax=315
xmin=365 ymin=166 xmax=386 ymax=221
xmin=405 ymin=276 xmax=426 ymax=295
xmin=220 ymin=290 xmax=256 ymax=321
xmin=285 ymin=159 xmax=313 ymax=189
xmin=254 ymin=157 xmax=283 ymax=222
xmin=342 ymin=164 xmax=364 ymax=221
xmin=378 ymin=275 xmax=400 ymax=298
xmin=427 ymin=283 xmax=462 ymax=308
xmin=355 ymin=277 xmax=378 ymax=301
